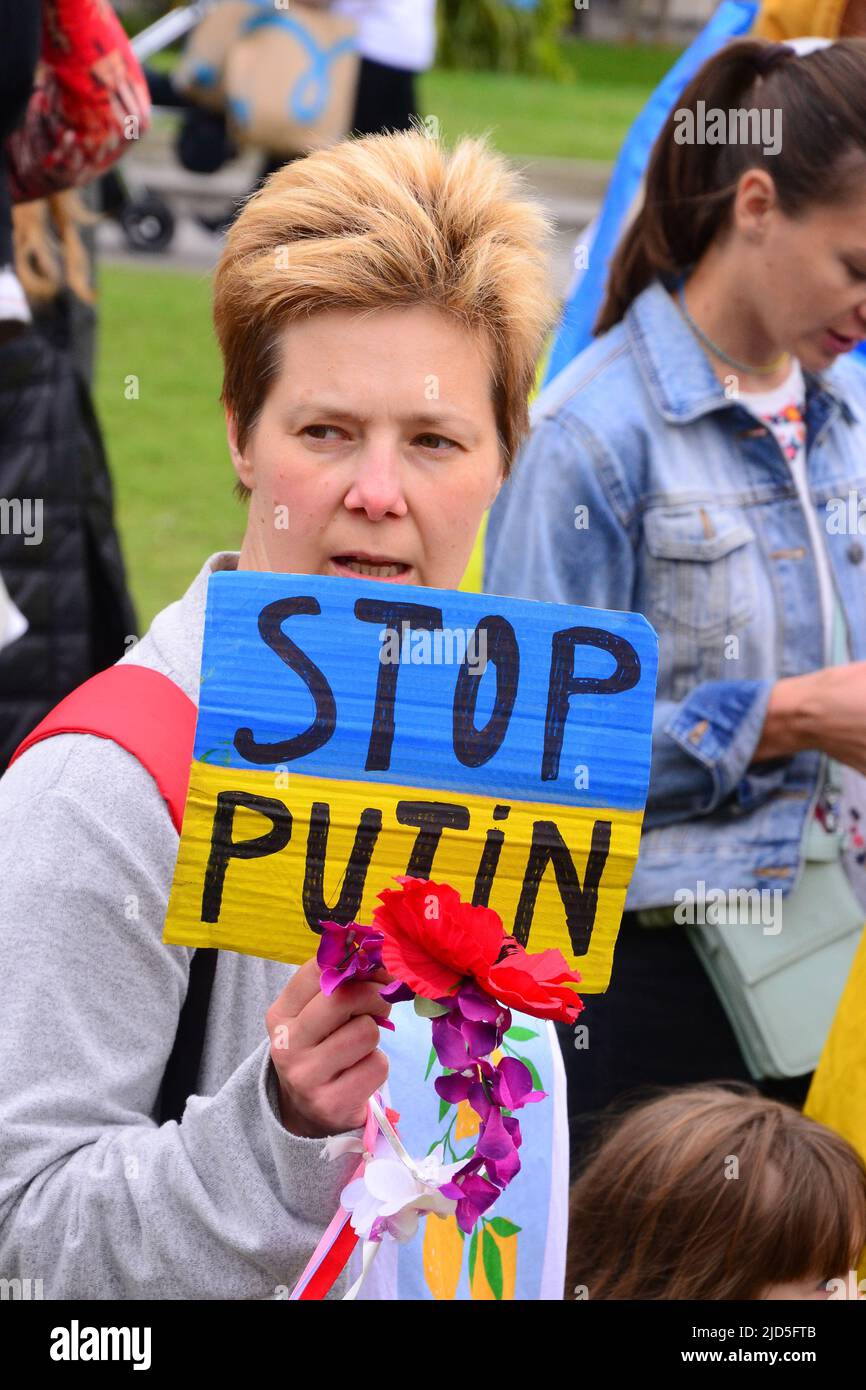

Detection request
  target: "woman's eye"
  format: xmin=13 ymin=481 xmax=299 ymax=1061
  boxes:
xmin=303 ymin=424 xmax=346 ymax=441
xmin=845 ymin=262 xmax=866 ymax=283
xmin=414 ymin=433 xmax=458 ymax=451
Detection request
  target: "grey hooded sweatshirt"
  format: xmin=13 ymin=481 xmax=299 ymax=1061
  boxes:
xmin=0 ymin=553 xmax=359 ymax=1300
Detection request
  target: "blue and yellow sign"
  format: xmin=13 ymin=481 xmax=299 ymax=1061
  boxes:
xmin=164 ymin=573 xmax=658 ymax=992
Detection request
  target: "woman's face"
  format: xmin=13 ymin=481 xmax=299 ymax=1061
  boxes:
xmin=227 ymin=304 xmax=504 ymax=589
xmin=733 ymin=171 xmax=866 ymax=371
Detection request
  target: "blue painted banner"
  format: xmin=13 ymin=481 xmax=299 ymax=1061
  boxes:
xmin=195 ymin=572 xmax=656 ymax=809
xmin=165 ymin=573 xmax=658 ymax=990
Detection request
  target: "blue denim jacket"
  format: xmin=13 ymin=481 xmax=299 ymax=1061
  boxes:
xmin=485 ymin=278 xmax=866 ymax=909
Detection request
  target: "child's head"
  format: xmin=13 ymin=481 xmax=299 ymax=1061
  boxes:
xmin=567 ymin=1085 xmax=866 ymax=1300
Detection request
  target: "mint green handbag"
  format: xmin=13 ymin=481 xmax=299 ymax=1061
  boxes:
xmin=639 ymin=605 xmax=865 ymax=1080
xmin=682 ymin=810 xmax=864 ymax=1080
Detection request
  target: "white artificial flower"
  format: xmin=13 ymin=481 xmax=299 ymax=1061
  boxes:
xmin=340 ymin=1143 xmax=464 ymax=1243
xmin=322 ymin=1131 xmax=366 ymax=1162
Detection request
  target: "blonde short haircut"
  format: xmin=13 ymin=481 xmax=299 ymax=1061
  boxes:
xmin=213 ymin=130 xmax=556 ymax=491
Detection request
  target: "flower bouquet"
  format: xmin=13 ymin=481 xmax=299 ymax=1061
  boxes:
xmin=289 ymin=876 xmax=583 ymax=1300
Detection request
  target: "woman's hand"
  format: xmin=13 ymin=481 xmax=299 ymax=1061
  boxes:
xmin=753 ymin=663 xmax=866 ymax=773
xmin=266 ymin=959 xmax=392 ymax=1139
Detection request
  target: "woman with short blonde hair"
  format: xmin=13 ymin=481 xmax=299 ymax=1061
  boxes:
xmin=215 ymin=130 xmax=555 ymax=478
xmin=0 ymin=130 xmax=568 ymax=1302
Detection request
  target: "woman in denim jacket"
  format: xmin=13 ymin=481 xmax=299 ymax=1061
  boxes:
xmin=485 ymin=37 xmax=866 ymax=1152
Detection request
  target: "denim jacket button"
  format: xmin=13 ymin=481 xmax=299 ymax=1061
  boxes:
xmin=847 ymin=541 xmax=864 ymax=564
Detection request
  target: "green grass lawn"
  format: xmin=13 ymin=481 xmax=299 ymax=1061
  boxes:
xmin=421 ymin=67 xmax=649 ymax=160
xmin=420 ymin=39 xmax=682 ymax=159
xmin=94 ymin=264 xmax=245 ymax=627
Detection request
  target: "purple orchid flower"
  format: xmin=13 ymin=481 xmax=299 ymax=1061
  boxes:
xmin=438 ymin=1170 xmax=502 ymax=1234
xmin=429 ymin=988 xmax=547 ymax=1223
xmin=446 ymin=1055 xmax=546 ymax=1125
xmin=454 ymin=984 xmax=509 ymax=1027
xmin=476 ymin=1103 xmax=515 ymax=1161
xmin=434 ymin=1069 xmax=474 ymax=1106
xmin=321 ymin=929 xmax=547 ymax=1236
xmin=317 ymin=921 xmax=385 ymax=996
xmin=482 ymin=1115 xmax=523 ymax=1187
xmin=379 ymin=980 xmax=416 ymax=1004
xmin=430 ymin=984 xmax=513 ymax=1071
xmin=488 ymin=1056 xmax=547 ymax=1111
xmin=431 ymin=1012 xmax=475 ymax=1070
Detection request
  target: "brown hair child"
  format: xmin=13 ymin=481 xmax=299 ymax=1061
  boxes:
xmin=566 ymin=1085 xmax=866 ymax=1300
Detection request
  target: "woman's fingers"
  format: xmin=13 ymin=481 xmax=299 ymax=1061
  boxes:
xmin=317 ymin=1049 xmax=391 ymax=1132
xmin=270 ymin=956 xmax=325 ymax=1020
xmin=291 ymin=1012 xmax=385 ymax=1090
xmin=269 ymin=958 xmax=393 ymax=1030
xmin=285 ymin=979 xmax=392 ymax=1052
xmin=266 ymin=963 xmax=394 ymax=1137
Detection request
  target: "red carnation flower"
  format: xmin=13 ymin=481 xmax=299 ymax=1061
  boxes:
xmin=372 ymin=877 xmax=584 ymax=1024
xmin=372 ymin=877 xmax=504 ymax=1001
xmin=481 ymin=942 xmax=584 ymax=1024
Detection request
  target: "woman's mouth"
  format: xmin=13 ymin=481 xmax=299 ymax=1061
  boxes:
xmin=821 ymin=328 xmax=858 ymax=355
xmin=330 ymin=554 xmax=411 ymax=581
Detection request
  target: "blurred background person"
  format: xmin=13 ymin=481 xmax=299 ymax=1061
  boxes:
xmin=330 ymin=0 xmax=438 ymax=137
xmin=543 ymin=0 xmax=866 ymax=389
xmin=0 ymin=3 xmax=40 ymax=335
xmin=140 ymin=0 xmax=438 ymax=232
xmin=486 ymin=38 xmax=866 ymax=1166
xmin=0 ymin=0 xmax=148 ymax=768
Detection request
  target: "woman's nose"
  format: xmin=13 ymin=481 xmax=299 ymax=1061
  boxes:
xmin=343 ymin=447 xmax=409 ymax=521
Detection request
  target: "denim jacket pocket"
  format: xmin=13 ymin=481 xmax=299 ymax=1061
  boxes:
xmin=643 ymin=506 xmax=757 ymax=700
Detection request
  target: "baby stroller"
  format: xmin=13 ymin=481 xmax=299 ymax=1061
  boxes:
xmin=100 ymin=1 xmax=221 ymax=253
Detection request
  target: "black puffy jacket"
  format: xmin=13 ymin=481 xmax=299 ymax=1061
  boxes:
xmin=0 ymin=319 xmax=137 ymax=769
xmin=0 ymin=4 xmax=136 ymax=769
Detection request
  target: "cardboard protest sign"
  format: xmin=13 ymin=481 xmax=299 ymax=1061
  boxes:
xmin=164 ymin=574 xmax=658 ymax=992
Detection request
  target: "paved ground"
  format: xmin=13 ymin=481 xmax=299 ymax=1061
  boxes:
xmin=97 ymin=120 xmax=611 ymax=300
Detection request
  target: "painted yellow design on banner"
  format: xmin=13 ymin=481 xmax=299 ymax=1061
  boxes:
xmin=163 ymin=572 xmax=658 ymax=992
xmin=164 ymin=761 xmax=643 ymax=993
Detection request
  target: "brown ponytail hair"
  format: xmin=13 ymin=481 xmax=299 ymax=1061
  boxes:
xmin=596 ymin=37 xmax=866 ymax=335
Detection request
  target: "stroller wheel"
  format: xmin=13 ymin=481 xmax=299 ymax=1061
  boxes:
xmin=119 ymin=192 xmax=176 ymax=253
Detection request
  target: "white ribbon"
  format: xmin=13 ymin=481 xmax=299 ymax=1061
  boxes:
xmin=367 ymin=1094 xmax=424 ymax=1177
xmin=339 ymin=1095 xmax=430 ymax=1300
xmin=785 ymin=36 xmax=834 ymax=57
xmin=342 ymin=1238 xmax=382 ymax=1301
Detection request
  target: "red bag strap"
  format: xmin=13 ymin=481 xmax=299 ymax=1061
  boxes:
xmin=9 ymin=665 xmax=197 ymax=834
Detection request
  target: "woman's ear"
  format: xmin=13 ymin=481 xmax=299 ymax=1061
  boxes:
xmin=734 ymin=168 xmax=778 ymax=242
xmin=226 ymin=409 xmax=254 ymax=490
